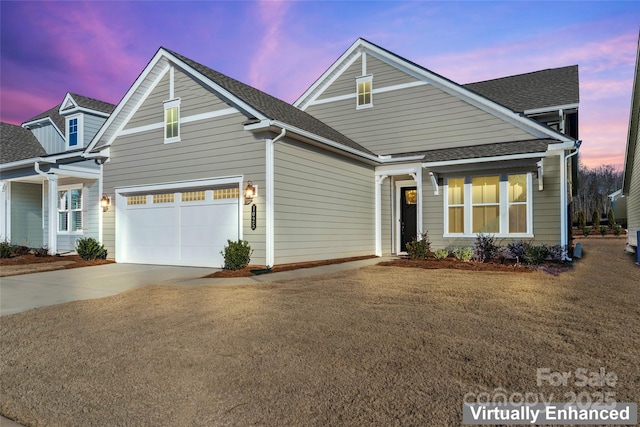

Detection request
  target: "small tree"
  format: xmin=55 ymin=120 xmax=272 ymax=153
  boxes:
xmin=577 ymin=210 xmax=586 ymax=230
xmin=592 ymin=208 xmax=600 ymax=229
xmin=607 ymin=207 xmax=615 ymax=229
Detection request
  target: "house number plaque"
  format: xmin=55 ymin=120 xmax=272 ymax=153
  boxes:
xmin=251 ymin=205 xmax=257 ymax=230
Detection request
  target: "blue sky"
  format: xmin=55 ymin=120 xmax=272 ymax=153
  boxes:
xmin=1 ymin=1 xmax=638 ymax=168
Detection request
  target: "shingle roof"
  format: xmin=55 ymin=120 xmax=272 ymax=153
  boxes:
xmin=394 ymin=139 xmax=552 ymax=163
xmin=165 ymin=48 xmax=375 ymax=156
xmin=463 ymin=66 xmax=579 ymax=113
xmin=0 ymin=122 xmax=47 ymax=164
xmin=63 ymin=93 xmax=116 ymax=115
xmin=23 ymin=103 xmax=65 ymax=134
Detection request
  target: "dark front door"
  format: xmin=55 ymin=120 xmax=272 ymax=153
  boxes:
xmin=400 ymin=186 xmax=417 ymax=252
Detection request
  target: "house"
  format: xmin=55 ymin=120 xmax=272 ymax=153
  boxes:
xmin=85 ymin=38 xmax=580 ymax=268
xmin=622 ymin=31 xmax=640 ymax=253
xmin=0 ymin=93 xmax=115 ymax=253
xmin=608 ymin=189 xmax=627 ymax=228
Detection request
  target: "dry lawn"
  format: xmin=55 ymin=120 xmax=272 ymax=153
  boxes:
xmin=1 ymin=239 xmax=639 ymax=426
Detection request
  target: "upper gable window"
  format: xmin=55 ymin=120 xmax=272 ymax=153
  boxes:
xmin=65 ymin=114 xmax=83 ymax=149
xmin=356 ymin=75 xmax=373 ymax=109
xmin=164 ymin=99 xmax=181 ymax=144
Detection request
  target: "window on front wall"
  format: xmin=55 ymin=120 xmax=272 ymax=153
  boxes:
xmin=356 ymin=76 xmax=372 ymax=109
xmin=164 ymin=99 xmax=180 ymax=143
xmin=58 ymin=186 xmax=82 ymax=233
xmin=68 ymin=118 xmax=78 ymax=146
xmin=445 ymin=173 xmax=532 ymax=236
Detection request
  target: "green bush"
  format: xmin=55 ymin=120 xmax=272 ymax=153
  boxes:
xmin=406 ymin=232 xmax=431 ymax=260
xmin=33 ymin=246 xmax=49 ymax=257
xmin=11 ymin=245 xmax=30 ymax=255
xmin=506 ymin=240 xmax=529 ymax=263
xmin=592 ymin=208 xmax=600 ymax=229
xmin=75 ymin=237 xmax=107 ymax=261
xmin=433 ymin=249 xmax=449 ymax=260
xmin=583 ymin=227 xmax=591 ymax=237
xmin=0 ymin=241 xmax=11 ymax=258
xmin=600 ymin=226 xmax=608 ymax=236
xmin=221 ymin=239 xmax=253 ymax=270
xmin=453 ymin=247 xmax=473 ymax=261
xmin=525 ymin=244 xmax=550 ymax=265
xmin=614 ymin=225 xmax=622 ymax=236
xmin=473 ymin=233 xmax=500 ymax=262
xmin=607 ymin=207 xmax=615 ymax=230
xmin=577 ymin=210 xmax=586 ymax=230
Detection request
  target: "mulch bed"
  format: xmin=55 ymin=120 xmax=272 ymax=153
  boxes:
xmin=0 ymin=254 xmax=114 ymax=269
xmin=379 ymin=256 xmax=573 ymax=275
xmin=205 ymin=255 xmax=378 ymax=278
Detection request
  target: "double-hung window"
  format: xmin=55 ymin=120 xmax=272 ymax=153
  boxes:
xmin=356 ymin=75 xmax=372 ymax=109
xmin=445 ymin=173 xmax=532 ymax=237
xmin=58 ymin=186 xmax=83 ymax=233
xmin=68 ymin=118 xmax=78 ymax=146
xmin=164 ymin=99 xmax=180 ymax=143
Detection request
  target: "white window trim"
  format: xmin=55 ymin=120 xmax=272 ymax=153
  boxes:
xmin=164 ymin=98 xmax=181 ymax=144
xmin=356 ymin=75 xmax=373 ymax=110
xmin=443 ymin=173 xmax=533 ymax=238
xmin=66 ymin=114 xmax=84 ymax=150
xmin=57 ymin=184 xmax=84 ymax=235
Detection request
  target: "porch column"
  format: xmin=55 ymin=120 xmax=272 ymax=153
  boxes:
xmin=47 ymin=175 xmax=58 ymax=255
xmin=375 ymin=174 xmax=388 ymax=256
xmin=413 ymin=169 xmax=423 ymax=236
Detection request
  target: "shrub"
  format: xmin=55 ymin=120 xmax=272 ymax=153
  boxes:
xmin=33 ymin=246 xmax=49 ymax=257
xmin=473 ymin=233 xmax=500 ymax=262
xmin=547 ymin=245 xmax=566 ymax=262
xmin=433 ymin=249 xmax=449 ymax=260
xmin=614 ymin=225 xmax=622 ymax=236
xmin=600 ymin=226 xmax=608 ymax=236
xmin=453 ymin=247 xmax=473 ymax=261
xmin=607 ymin=207 xmax=615 ymax=229
xmin=406 ymin=232 xmax=431 ymax=260
xmin=75 ymin=237 xmax=107 ymax=261
xmin=526 ymin=244 xmax=550 ymax=265
xmin=221 ymin=239 xmax=253 ymax=270
xmin=583 ymin=227 xmax=591 ymax=237
xmin=592 ymin=208 xmax=600 ymax=229
xmin=11 ymin=245 xmax=30 ymax=255
xmin=577 ymin=210 xmax=586 ymax=230
xmin=0 ymin=241 xmax=11 ymax=258
xmin=506 ymin=240 xmax=529 ymax=263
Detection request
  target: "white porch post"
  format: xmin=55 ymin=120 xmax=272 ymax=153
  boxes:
xmin=47 ymin=175 xmax=58 ymax=255
xmin=0 ymin=182 xmax=8 ymax=241
xmin=375 ymin=175 xmax=388 ymax=256
xmin=414 ymin=169 xmax=423 ymax=236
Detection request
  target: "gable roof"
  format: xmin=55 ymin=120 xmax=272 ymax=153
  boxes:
xmin=295 ymin=38 xmax=574 ymax=145
xmin=88 ymin=48 xmax=373 ymax=157
xmin=463 ymin=66 xmax=579 ymax=113
xmin=0 ymin=122 xmax=47 ymax=164
xmin=60 ymin=93 xmax=116 ymax=115
xmin=23 ymin=103 xmax=65 ymax=134
xmin=623 ymin=31 xmax=640 ymax=195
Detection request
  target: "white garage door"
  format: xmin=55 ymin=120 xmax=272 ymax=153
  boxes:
xmin=120 ymin=187 xmax=240 ymax=267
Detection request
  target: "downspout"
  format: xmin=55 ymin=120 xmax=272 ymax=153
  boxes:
xmin=266 ymin=127 xmax=286 ymax=268
xmin=562 ymin=140 xmax=582 ymax=261
xmin=35 ymin=162 xmax=58 ymax=255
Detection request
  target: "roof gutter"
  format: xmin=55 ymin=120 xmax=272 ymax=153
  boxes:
xmin=562 ymin=139 xmax=581 ymax=261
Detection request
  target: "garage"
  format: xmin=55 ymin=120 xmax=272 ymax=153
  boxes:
xmin=116 ymin=181 xmax=241 ymax=268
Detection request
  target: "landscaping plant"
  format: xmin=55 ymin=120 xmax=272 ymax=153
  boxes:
xmin=583 ymin=227 xmax=591 ymax=237
xmin=433 ymin=249 xmax=449 ymax=260
xmin=0 ymin=241 xmax=11 ymax=258
xmin=221 ymin=239 xmax=253 ymax=270
xmin=11 ymin=245 xmax=30 ymax=255
xmin=473 ymin=233 xmax=500 ymax=262
xmin=406 ymin=232 xmax=431 ymax=260
xmin=525 ymin=244 xmax=550 ymax=265
xmin=577 ymin=210 xmax=586 ymax=231
xmin=75 ymin=237 xmax=107 ymax=261
xmin=547 ymin=245 xmax=566 ymax=262
xmin=506 ymin=240 xmax=529 ymax=264
xmin=452 ymin=247 xmax=473 ymax=261
xmin=600 ymin=226 xmax=608 ymax=236
xmin=33 ymin=246 xmax=50 ymax=257
xmin=592 ymin=208 xmax=600 ymax=229
xmin=607 ymin=207 xmax=615 ymax=229
xmin=614 ymin=225 xmax=622 ymax=236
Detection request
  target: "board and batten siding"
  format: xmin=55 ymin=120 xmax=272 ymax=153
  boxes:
xmin=273 ymin=138 xmax=375 ymax=264
xmin=30 ymin=123 xmax=65 ymax=155
xmin=10 ymin=182 xmax=42 ymax=247
xmin=102 ymin=67 xmax=267 ymax=263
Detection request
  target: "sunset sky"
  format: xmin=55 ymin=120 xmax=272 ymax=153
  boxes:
xmin=1 ymin=1 xmax=638 ymax=169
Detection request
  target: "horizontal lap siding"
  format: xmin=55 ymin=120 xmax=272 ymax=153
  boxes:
xmin=274 ymin=139 xmax=375 ymax=264
xmin=381 ymin=179 xmax=392 ymax=254
xmin=532 ymin=157 xmax=561 ymax=245
xmin=627 ymin=131 xmax=640 ymax=247
xmin=317 ymin=60 xmax=362 ymax=100
xmin=103 ymin=67 xmax=266 ymax=264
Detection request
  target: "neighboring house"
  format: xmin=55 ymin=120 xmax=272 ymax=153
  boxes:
xmin=608 ymin=189 xmax=627 ymax=228
xmin=0 ymin=93 xmax=115 ymax=253
xmin=85 ymin=38 xmax=580 ymax=268
xmin=622 ymin=31 xmax=640 ymax=252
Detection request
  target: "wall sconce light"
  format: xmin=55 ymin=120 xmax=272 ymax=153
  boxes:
xmin=100 ymin=193 xmax=111 ymax=212
xmin=244 ymin=181 xmax=257 ymax=205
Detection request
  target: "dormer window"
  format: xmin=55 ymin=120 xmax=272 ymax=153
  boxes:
xmin=164 ymin=99 xmax=181 ymax=144
xmin=356 ymin=75 xmax=373 ymax=109
xmin=65 ymin=114 xmax=83 ymax=149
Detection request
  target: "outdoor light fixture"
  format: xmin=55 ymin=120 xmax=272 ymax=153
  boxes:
xmin=244 ymin=181 xmax=257 ymax=205
xmin=100 ymin=193 xmax=111 ymax=212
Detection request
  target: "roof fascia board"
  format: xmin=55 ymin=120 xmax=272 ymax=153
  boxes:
xmin=294 ymin=41 xmax=364 ymax=110
xmin=360 ymin=40 xmax=573 ymax=143
xmin=524 ymin=103 xmax=579 ymax=115
xmin=22 ymin=117 xmax=65 ymax=139
xmin=85 ymin=51 xmax=171 ymax=153
xmin=59 ymin=93 xmax=78 ymax=113
xmin=623 ymin=32 xmax=640 ymax=194
xmin=422 ymin=151 xmax=548 ymax=168
xmin=0 ymin=157 xmax=50 ymax=171
xmin=60 ymin=106 xmax=111 ymax=118
xmin=48 ymin=166 xmax=100 ymax=180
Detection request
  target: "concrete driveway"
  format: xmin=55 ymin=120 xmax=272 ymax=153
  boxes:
xmin=0 ymin=264 xmax=220 ymax=316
